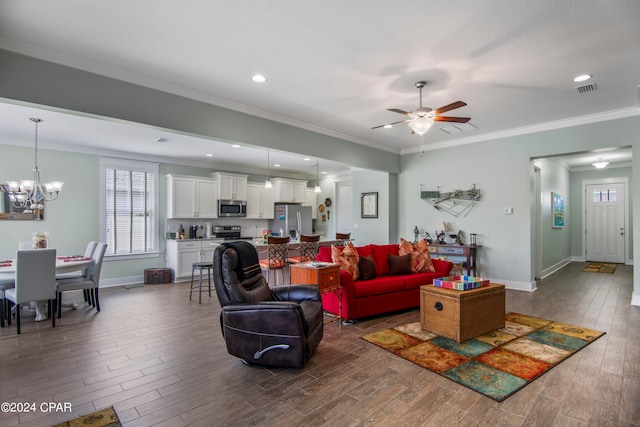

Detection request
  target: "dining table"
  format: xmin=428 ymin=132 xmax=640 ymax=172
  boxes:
xmin=0 ymin=255 xmax=92 ymax=321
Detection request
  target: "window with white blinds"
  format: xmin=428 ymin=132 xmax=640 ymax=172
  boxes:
xmin=100 ymin=159 xmax=158 ymax=257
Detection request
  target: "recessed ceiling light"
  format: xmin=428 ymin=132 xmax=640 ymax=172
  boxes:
xmin=383 ymin=124 xmax=392 ymax=129
xmin=274 ymin=164 xmax=280 ymax=167
xmin=573 ymin=74 xmax=592 ymax=83
xmin=205 ymin=153 xmax=214 ymax=157
xmin=252 ymin=74 xmax=267 ymax=83
xmin=321 ymin=171 xmax=327 ymax=174
xmin=231 ymin=144 xmax=241 ymax=148
xmin=303 ymin=158 xmax=311 ymax=161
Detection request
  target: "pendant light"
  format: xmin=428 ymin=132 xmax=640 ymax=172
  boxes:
xmin=314 ymin=161 xmax=321 ymax=193
xmin=264 ymin=151 xmax=273 ymax=188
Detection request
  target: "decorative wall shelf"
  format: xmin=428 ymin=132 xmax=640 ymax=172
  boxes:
xmin=421 ymin=184 xmax=481 ymax=217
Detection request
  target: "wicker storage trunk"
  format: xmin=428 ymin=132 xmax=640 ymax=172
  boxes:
xmin=420 ymin=283 xmax=505 ymax=342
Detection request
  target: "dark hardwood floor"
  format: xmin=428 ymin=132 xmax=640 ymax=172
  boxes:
xmin=0 ymin=262 xmax=638 ymax=426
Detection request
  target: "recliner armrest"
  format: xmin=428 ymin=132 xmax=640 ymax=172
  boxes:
xmin=222 ymin=302 xmax=306 ymax=335
xmin=271 ymin=285 xmax=321 ymax=303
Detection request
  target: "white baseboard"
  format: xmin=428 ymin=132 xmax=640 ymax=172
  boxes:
xmin=489 ymin=279 xmax=537 ymax=292
xmin=100 ymin=275 xmax=144 ymax=288
xmin=632 ymin=293 xmax=640 ymax=307
xmin=541 ymin=257 xmax=572 ymax=279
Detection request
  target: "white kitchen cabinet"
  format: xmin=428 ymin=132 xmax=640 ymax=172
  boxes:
xmin=166 ymin=174 xmax=218 ymax=218
xmin=304 ymin=188 xmax=318 ymax=220
xmin=246 ymin=182 xmax=275 ymax=219
xmin=272 ymin=178 xmax=307 ymax=203
xmin=212 ymin=172 xmax=248 ymax=200
xmin=166 ymin=239 xmax=221 ymax=282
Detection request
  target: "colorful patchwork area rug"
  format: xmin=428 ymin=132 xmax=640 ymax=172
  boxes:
xmin=583 ymin=262 xmax=618 ymax=274
xmin=361 ymin=312 xmax=605 ymax=401
xmin=52 ymin=406 xmax=121 ymax=427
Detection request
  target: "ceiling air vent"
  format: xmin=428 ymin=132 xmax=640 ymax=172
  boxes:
xmin=576 ymin=82 xmax=597 ymax=93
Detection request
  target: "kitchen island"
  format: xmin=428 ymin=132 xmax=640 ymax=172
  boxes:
xmin=166 ymin=237 xmax=338 ymax=282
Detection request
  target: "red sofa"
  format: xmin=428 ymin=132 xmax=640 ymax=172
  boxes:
xmin=317 ymin=243 xmax=453 ymax=322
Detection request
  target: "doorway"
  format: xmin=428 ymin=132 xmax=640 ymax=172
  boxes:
xmin=583 ymin=179 xmax=627 ymax=263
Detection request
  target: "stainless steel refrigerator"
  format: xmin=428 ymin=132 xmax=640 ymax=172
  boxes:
xmin=269 ymin=204 xmax=312 ymax=239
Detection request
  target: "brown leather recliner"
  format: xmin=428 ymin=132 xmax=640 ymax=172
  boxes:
xmin=212 ymin=241 xmax=323 ymax=369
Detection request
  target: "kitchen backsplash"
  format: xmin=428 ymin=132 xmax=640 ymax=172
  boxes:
xmin=165 ymin=218 xmax=269 ymax=238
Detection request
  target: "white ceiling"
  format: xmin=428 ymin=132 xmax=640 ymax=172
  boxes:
xmin=0 ymin=0 xmax=638 ymax=175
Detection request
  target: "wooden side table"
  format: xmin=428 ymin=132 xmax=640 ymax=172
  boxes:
xmin=289 ymin=262 xmax=342 ymax=325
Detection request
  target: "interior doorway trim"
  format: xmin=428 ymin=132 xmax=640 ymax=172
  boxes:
xmin=581 ymin=177 xmax=630 ymax=264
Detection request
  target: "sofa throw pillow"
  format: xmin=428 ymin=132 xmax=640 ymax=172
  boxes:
xmin=388 ymin=253 xmax=412 ymax=276
xmin=399 ymin=238 xmax=435 ymax=273
xmin=331 ymin=242 xmax=359 ymax=280
xmin=358 ymin=255 xmax=377 ymax=280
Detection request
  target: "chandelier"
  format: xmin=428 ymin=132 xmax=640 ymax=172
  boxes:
xmin=5 ymin=118 xmax=64 ymax=216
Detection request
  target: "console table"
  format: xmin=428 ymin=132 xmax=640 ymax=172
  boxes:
xmin=427 ymin=244 xmax=479 ymax=276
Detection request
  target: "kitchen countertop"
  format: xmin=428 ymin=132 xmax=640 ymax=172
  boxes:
xmin=166 ymin=237 xmax=337 ymax=245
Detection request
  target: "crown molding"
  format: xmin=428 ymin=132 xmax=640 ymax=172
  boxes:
xmin=402 ymin=107 xmax=640 ymax=155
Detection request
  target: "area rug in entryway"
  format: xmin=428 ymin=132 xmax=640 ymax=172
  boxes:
xmin=584 ymin=262 xmax=618 ymax=274
xmin=361 ymin=312 xmax=605 ymax=401
xmin=51 ymin=406 xmax=121 ymax=427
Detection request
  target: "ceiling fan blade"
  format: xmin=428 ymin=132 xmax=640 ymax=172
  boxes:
xmin=387 ymin=108 xmax=413 ymax=116
xmin=434 ymin=116 xmax=470 ymax=123
xmin=433 ymin=101 xmax=466 ymax=115
xmin=371 ymin=119 xmax=411 ymax=129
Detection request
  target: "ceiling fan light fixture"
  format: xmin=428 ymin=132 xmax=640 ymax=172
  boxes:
xmin=573 ymin=74 xmax=592 ymax=83
xmin=592 ymin=157 xmax=609 ymax=169
xmin=408 ymin=117 xmax=434 ymax=135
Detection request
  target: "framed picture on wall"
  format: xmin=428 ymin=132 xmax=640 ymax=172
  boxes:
xmin=361 ymin=192 xmax=378 ymax=218
xmin=552 ymin=192 xmax=565 ymax=228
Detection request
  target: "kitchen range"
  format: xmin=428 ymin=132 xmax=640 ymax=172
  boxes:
xmin=211 ymin=225 xmax=254 ymax=241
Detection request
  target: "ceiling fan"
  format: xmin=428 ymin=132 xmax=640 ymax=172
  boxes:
xmin=372 ymin=81 xmax=470 ymax=135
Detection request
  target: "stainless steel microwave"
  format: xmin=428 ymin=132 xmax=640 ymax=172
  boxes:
xmin=218 ymin=199 xmax=247 ymax=217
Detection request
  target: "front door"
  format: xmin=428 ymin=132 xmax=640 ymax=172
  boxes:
xmin=585 ymin=182 xmax=625 ymax=263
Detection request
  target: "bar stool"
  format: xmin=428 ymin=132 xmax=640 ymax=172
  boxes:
xmin=336 ymin=232 xmax=351 ymax=246
xmin=288 ymin=234 xmax=320 ymax=264
xmin=190 ymin=261 xmax=212 ymax=303
xmin=259 ymin=236 xmax=289 ymax=286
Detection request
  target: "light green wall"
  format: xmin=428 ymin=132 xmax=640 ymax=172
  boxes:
xmin=399 ymin=139 xmax=532 ymax=288
xmin=0 ymin=145 xmax=99 ymax=260
xmin=537 ymin=158 xmax=571 ymax=272
xmin=351 ymin=169 xmax=391 ymax=244
xmin=399 ymin=115 xmax=639 ymax=298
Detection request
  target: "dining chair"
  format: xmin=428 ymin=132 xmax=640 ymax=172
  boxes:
xmin=56 ymin=241 xmax=98 ymax=303
xmin=4 ymin=249 xmax=57 ymax=334
xmin=288 ymin=234 xmax=320 ymax=264
xmin=55 ymin=242 xmax=107 ymax=318
xmin=0 ymin=274 xmax=15 ymax=328
xmin=56 ymin=241 xmax=98 ymax=280
xmin=335 ymin=232 xmax=351 ymax=246
xmin=258 ymin=236 xmax=289 ymax=286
